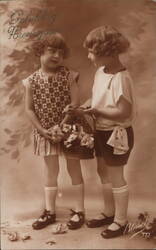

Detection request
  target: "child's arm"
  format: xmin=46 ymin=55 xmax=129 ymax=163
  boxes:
xmin=80 ymin=98 xmax=91 ymax=109
xmin=24 ymin=82 xmax=52 ymax=140
xmin=84 ymin=96 xmax=132 ymax=121
xmin=70 ymin=78 xmax=80 ymax=107
xmin=65 ymin=98 xmax=92 ymax=116
xmin=61 ymin=77 xmax=80 ymax=125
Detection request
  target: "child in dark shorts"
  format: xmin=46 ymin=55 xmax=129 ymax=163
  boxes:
xmin=95 ymin=127 xmax=134 ymax=166
xmin=74 ymin=25 xmax=136 ymax=238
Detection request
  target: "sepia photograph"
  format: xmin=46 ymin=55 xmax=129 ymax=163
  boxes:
xmin=0 ymin=0 xmax=156 ymax=249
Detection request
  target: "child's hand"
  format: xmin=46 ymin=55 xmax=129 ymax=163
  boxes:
xmin=63 ymin=104 xmax=77 ymax=114
xmin=83 ymin=107 xmax=99 ymax=116
xmin=72 ymin=107 xmax=85 ymax=116
xmin=39 ymin=128 xmax=52 ymax=140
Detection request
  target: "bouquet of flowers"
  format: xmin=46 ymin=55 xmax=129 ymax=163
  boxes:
xmin=61 ymin=114 xmax=95 ymax=159
xmin=48 ymin=125 xmax=64 ymax=143
xmin=62 ymin=124 xmax=94 ymax=149
xmin=47 ymin=110 xmax=95 ymax=159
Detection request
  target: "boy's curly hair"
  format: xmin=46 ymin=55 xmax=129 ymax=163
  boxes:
xmin=83 ymin=25 xmax=130 ymax=57
xmin=32 ymin=32 xmax=70 ymax=58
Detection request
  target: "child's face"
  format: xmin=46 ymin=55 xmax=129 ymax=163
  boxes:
xmin=40 ymin=46 xmax=64 ymax=70
xmin=87 ymin=49 xmax=113 ymax=67
xmin=87 ymin=49 xmax=98 ymax=66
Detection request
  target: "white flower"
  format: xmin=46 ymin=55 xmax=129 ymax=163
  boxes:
xmin=80 ymin=134 xmax=94 ymax=148
xmin=48 ymin=125 xmax=64 ymax=143
xmin=62 ymin=124 xmax=72 ymax=133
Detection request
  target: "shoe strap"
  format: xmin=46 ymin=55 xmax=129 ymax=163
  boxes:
xmin=70 ymin=209 xmax=84 ymax=220
xmin=113 ymin=221 xmax=123 ymax=228
xmin=70 ymin=209 xmax=84 ymax=216
xmin=101 ymin=213 xmax=113 ymax=219
xmin=40 ymin=209 xmax=54 ymax=219
xmin=40 ymin=210 xmax=47 ymax=219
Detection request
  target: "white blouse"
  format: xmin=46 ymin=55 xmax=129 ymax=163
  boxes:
xmin=91 ymin=66 xmax=137 ymax=131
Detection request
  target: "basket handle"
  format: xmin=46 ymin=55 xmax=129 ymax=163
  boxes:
xmin=61 ymin=111 xmax=96 ymax=134
xmin=82 ymin=113 xmax=96 ymax=133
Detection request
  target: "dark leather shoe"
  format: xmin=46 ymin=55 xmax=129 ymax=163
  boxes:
xmin=86 ymin=213 xmax=114 ymax=228
xmin=101 ymin=221 xmax=127 ymax=239
xmin=32 ymin=209 xmax=56 ymax=230
xmin=67 ymin=209 xmax=85 ymax=230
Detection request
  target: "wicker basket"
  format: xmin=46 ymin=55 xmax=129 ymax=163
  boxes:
xmin=61 ymin=114 xmax=95 ymax=159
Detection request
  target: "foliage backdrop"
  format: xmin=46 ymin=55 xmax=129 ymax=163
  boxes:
xmin=0 ymin=0 xmax=156 ymax=218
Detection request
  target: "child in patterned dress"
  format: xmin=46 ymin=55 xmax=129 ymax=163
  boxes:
xmin=22 ymin=33 xmax=85 ymax=230
xmin=73 ymin=25 xmax=136 ymax=238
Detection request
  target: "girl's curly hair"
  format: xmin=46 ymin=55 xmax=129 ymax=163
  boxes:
xmin=32 ymin=32 xmax=70 ymax=59
xmin=83 ymin=25 xmax=130 ymax=57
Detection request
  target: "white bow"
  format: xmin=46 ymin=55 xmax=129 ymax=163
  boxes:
xmin=107 ymin=126 xmax=129 ymax=155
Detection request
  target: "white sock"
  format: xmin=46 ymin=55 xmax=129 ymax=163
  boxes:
xmin=72 ymin=183 xmax=84 ymax=212
xmin=108 ymin=185 xmax=129 ymax=231
xmin=44 ymin=186 xmax=58 ymax=214
xmin=102 ymin=183 xmax=115 ymax=217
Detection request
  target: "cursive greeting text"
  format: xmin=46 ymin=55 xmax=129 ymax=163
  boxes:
xmin=8 ymin=9 xmax=57 ymax=40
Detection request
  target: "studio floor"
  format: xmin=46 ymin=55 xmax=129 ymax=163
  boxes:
xmin=1 ymin=189 xmax=156 ymax=250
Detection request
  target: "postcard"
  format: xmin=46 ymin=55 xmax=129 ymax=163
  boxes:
xmin=0 ymin=0 xmax=156 ymax=249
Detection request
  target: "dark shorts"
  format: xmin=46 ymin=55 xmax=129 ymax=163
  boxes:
xmin=94 ymin=127 xmax=134 ymax=166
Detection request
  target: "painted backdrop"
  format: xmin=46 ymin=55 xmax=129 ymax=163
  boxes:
xmin=0 ymin=0 xmax=156 ymax=221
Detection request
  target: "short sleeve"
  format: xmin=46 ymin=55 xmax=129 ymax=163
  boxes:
xmin=22 ymin=78 xmax=30 ymax=87
xmin=69 ymin=70 xmax=80 ymax=84
xmin=68 ymin=70 xmax=80 ymax=105
xmin=113 ymin=71 xmax=133 ymax=105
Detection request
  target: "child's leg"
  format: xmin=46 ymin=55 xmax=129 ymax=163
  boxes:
xmin=86 ymin=157 xmax=115 ymax=228
xmin=44 ymin=155 xmax=60 ymax=213
xmin=97 ymin=157 xmax=115 ymax=217
xmin=107 ymin=165 xmax=128 ymax=228
xmin=101 ymin=165 xmax=128 ymax=237
xmin=32 ymin=155 xmax=59 ymax=230
xmin=66 ymin=158 xmax=85 ymax=230
xmin=66 ymin=158 xmax=84 ymax=212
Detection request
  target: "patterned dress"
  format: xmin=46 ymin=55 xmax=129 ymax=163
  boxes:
xmin=23 ymin=66 xmax=78 ymax=156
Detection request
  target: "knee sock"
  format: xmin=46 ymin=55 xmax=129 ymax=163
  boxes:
xmin=102 ymin=183 xmax=115 ymax=217
xmin=72 ymin=183 xmax=84 ymax=212
xmin=108 ymin=185 xmax=129 ymax=230
xmin=44 ymin=186 xmax=58 ymax=214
